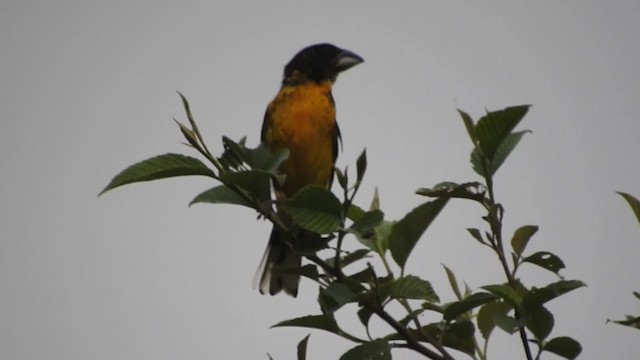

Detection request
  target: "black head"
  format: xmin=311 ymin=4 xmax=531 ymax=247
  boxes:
xmin=283 ymin=43 xmax=364 ymax=85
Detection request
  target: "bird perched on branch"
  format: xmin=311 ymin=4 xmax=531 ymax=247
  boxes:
xmin=257 ymin=43 xmax=364 ymax=296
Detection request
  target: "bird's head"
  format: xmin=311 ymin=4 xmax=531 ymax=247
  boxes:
xmin=283 ymin=43 xmax=364 ymax=85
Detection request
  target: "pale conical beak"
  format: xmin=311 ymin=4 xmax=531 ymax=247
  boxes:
xmin=335 ymin=49 xmax=364 ymax=72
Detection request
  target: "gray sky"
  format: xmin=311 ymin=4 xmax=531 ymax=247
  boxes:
xmin=2 ymin=1 xmax=639 ymax=359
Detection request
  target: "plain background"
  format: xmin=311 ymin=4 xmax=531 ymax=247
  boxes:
xmin=2 ymin=1 xmax=639 ymax=359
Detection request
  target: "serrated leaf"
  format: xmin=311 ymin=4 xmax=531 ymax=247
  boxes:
xmin=522 ymin=280 xmax=585 ymax=310
xmin=189 ymin=185 xmax=252 ymax=207
xmin=511 ymin=225 xmax=539 ymax=256
xmin=388 ymin=198 xmax=448 ymax=269
xmin=356 ymin=149 xmax=367 ymax=183
xmin=297 ymin=334 xmax=310 ymax=360
xmin=100 ymin=154 xmax=216 ymax=195
xmin=390 ymin=275 xmax=439 ymax=302
xmin=458 ymin=108 xmax=478 ymax=145
xmin=475 ymin=105 xmax=531 ymax=161
xmin=477 ymin=301 xmax=512 ymax=339
xmin=443 ymin=265 xmax=462 ymax=300
xmin=339 ymin=339 xmax=391 ymax=360
xmin=272 ymin=314 xmax=340 ymax=335
xmin=523 ymin=251 xmax=565 ymax=274
xmin=280 ymin=186 xmax=342 ymax=234
xmin=526 ymin=306 xmax=554 ymax=341
xmin=416 ymin=181 xmax=486 ymax=203
xmin=444 ymin=292 xmax=497 ymax=320
xmin=489 ymin=130 xmax=530 ymax=176
xmin=617 ymin=192 xmax=640 ymax=224
xmin=543 ymin=336 xmax=582 ymax=360
xmin=481 ymin=284 xmax=522 ymax=307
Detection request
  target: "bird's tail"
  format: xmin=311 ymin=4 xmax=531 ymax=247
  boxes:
xmin=255 ymin=226 xmax=302 ymax=296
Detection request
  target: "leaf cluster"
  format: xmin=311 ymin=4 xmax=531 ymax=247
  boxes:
xmin=100 ymin=96 xmax=586 ymax=359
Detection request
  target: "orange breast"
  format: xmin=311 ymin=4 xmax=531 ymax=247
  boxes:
xmin=263 ymin=81 xmax=337 ymax=197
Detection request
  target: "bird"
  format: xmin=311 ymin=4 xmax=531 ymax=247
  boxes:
xmin=256 ymin=43 xmax=364 ymax=296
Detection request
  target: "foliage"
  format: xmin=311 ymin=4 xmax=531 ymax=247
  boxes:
xmin=101 ymin=95 xmax=586 ymax=359
xmin=609 ymin=192 xmax=640 ymax=330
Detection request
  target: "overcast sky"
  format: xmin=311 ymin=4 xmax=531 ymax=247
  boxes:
xmin=2 ymin=1 xmax=640 ymax=359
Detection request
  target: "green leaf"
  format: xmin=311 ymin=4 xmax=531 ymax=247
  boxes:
xmin=339 ymin=339 xmax=391 ymax=360
xmin=220 ymin=170 xmax=272 ymax=204
xmin=388 ymin=198 xmax=448 ymax=269
xmin=523 ymin=251 xmax=565 ymax=274
xmin=319 ymin=282 xmax=363 ymax=312
xmin=374 ymin=220 xmax=395 ymax=254
xmin=458 ymin=108 xmax=478 ymax=145
xmin=543 ymin=336 xmax=582 ymax=360
xmin=511 ymin=225 xmax=539 ymax=256
xmin=100 ymin=154 xmax=216 ymax=195
xmin=325 ymin=249 xmax=371 ymax=269
xmin=280 ymin=186 xmax=342 ymax=234
xmin=489 ymin=130 xmax=530 ymax=176
xmin=492 ymin=311 xmax=522 ymax=334
xmin=335 ymin=167 xmax=348 ymax=191
xmin=444 ymin=292 xmax=497 ymax=321
xmin=522 ymin=280 xmax=585 ymax=310
xmin=272 ymin=314 xmax=340 ymax=335
xmin=218 ymin=136 xmax=248 ymax=170
xmin=470 ymin=147 xmax=486 ymax=177
xmin=416 ymin=181 xmax=486 ymax=203
xmin=477 ymin=301 xmax=512 ymax=339
xmin=356 ymin=149 xmax=367 ymax=183
xmin=467 ymin=228 xmax=487 ymax=246
xmin=189 ymin=185 xmax=252 ymax=207
xmin=297 ymin=334 xmax=310 ymax=360
xmin=481 ymin=284 xmax=522 ymax=307
xmin=617 ymin=192 xmax=640 ymax=224
xmin=390 ymin=275 xmax=440 ymax=302
xmin=525 ymin=306 xmax=554 ymax=341
xmin=443 ymin=265 xmax=463 ymax=300
xmin=347 ymin=203 xmax=365 ymax=222
xmin=611 ymin=315 xmax=640 ymax=329
xmin=246 ymin=144 xmax=289 ymax=173
xmin=475 ymin=105 xmax=531 ymax=161
xmin=421 ymin=321 xmax=476 ymax=356
xmin=357 ymin=307 xmax=374 ymax=328
xmin=174 ymin=119 xmax=200 ymax=149
xmin=348 ymin=210 xmax=384 ymax=238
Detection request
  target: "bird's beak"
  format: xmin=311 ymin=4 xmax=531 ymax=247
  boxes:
xmin=335 ymin=49 xmax=364 ymax=72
